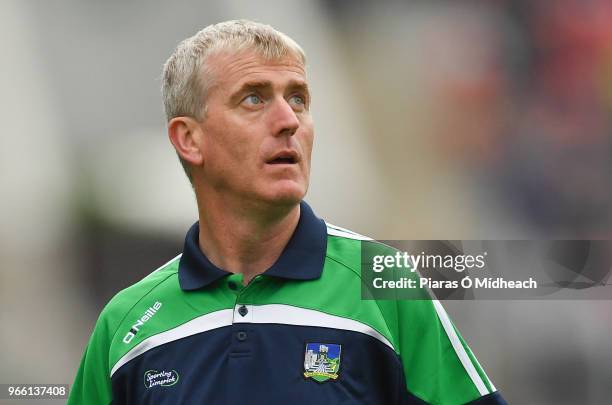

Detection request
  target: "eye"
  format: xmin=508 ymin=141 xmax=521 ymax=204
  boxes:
xmin=242 ymin=94 xmax=263 ymax=106
xmin=289 ymin=94 xmax=307 ymax=109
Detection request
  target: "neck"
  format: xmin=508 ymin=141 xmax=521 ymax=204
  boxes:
xmin=195 ymin=193 xmax=301 ymax=285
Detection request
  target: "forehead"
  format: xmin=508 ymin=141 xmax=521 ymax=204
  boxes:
xmin=206 ymin=49 xmax=307 ymax=93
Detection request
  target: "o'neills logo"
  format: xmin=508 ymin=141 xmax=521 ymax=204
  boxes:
xmin=144 ymin=369 xmax=179 ymax=388
xmin=123 ymin=301 xmax=162 ymax=344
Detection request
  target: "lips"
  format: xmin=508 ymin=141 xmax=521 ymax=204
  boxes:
xmin=266 ymin=150 xmax=299 ymax=165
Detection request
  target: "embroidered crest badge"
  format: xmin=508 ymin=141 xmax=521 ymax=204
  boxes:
xmin=303 ymin=343 xmax=341 ymax=382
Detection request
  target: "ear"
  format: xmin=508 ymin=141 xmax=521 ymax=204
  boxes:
xmin=167 ymin=116 xmax=204 ymax=166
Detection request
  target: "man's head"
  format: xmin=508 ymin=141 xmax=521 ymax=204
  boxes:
xmin=162 ymin=20 xmax=313 ymax=208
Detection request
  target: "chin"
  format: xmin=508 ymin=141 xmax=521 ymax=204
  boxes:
xmin=259 ymin=181 xmax=307 ymax=206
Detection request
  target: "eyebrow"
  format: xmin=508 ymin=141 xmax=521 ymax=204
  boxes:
xmin=229 ymin=79 xmax=310 ymax=104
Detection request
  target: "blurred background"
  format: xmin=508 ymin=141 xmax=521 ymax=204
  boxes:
xmin=1 ymin=0 xmax=611 ymax=403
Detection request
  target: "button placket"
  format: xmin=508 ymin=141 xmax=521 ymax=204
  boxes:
xmin=233 ymin=303 xmax=253 ymax=323
xmin=232 ymin=277 xmax=260 ymax=324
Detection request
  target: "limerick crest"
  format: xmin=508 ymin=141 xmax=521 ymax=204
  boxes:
xmin=303 ymin=343 xmax=341 ymax=382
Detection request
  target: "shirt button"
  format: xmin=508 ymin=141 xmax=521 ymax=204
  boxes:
xmin=238 ymin=305 xmax=248 ymax=317
xmin=228 ymin=281 xmax=237 ymax=290
xmin=236 ymin=331 xmax=247 ymax=341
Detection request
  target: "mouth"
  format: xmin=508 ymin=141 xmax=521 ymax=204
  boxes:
xmin=266 ymin=150 xmax=299 ymax=165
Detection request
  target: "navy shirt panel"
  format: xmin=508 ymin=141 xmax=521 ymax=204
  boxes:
xmin=110 ymin=324 xmax=407 ymax=405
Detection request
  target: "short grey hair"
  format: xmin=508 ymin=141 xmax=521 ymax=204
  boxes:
xmin=162 ymin=19 xmax=306 ymax=122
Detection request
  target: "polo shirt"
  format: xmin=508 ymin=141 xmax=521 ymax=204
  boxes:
xmin=68 ymin=201 xmax=507 ymax=404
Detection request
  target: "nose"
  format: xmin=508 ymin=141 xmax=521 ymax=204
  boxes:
xmin=269 ymin=97 xmax=299 ymax=137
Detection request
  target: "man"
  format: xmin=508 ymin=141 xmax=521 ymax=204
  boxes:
xmin=68 ymin=20 xmax=507 ymax=404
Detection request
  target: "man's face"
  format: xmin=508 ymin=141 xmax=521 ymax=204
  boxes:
xmin=195 ymin=49 xmax=313 ymax=207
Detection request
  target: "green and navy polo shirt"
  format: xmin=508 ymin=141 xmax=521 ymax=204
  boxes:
xmin=68 ymin=201 xmax=506 ymax=404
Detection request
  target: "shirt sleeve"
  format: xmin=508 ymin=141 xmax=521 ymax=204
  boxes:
xmin=394 ymin=297 xmax=507 ymax=404
xmin=67 ymin=311 xmax=114 ymax=405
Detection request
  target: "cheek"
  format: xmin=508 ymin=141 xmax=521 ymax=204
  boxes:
xmin=207 ymin=142 xmax=255 ymax=175
xmin=204 ymin=121 xmax=255 ymax=166
xmin=300 ymin=127 xmax=315 ymax=161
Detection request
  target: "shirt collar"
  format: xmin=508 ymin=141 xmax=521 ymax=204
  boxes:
xmin=178 ymin=200 xmax=328 ymax=291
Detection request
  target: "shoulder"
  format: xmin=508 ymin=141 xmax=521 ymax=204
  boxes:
xmin=325 ymin=222 xmax=373 ymax=241
xmin=322 ymin=222 xmax=409 ymax=347
xmin=322 ymin=221 xmax=436 ymax=334
xmin=324 ymin=222 xmax=398 ymax=277
xmin=77 ymin=255 xmax=181 ymax=378
xmin=96 ymin=254 xmax=181 ymax=340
